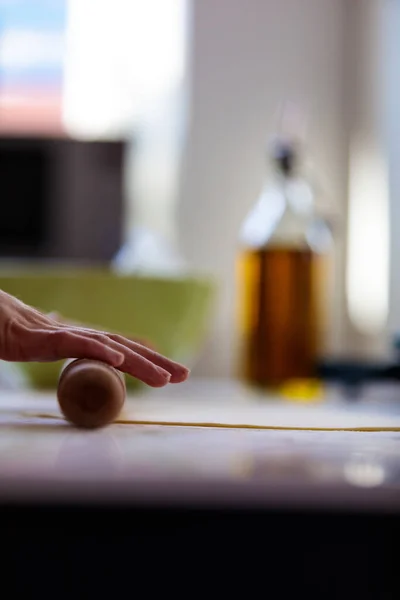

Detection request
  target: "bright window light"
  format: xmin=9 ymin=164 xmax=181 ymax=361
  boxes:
xmin=346 ymin=135 xmax=389 ymax=334
xmin=62 ymin=0 xmax=187 ymax=139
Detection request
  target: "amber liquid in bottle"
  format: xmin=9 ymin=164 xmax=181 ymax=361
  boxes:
xmin=237 ymin=245 xmax=323 ymax=392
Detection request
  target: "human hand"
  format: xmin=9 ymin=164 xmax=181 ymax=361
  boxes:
xmin=0 ymin=290 xmax=189 ymax=387
xmin=47 ymin=311 xmax=156 ymax=351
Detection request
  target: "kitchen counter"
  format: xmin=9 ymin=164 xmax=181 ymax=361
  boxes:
xmin=0 ymin=378 xmax=399 ymax=512
xmin=1 ymin=379 xmax=399 ymax=598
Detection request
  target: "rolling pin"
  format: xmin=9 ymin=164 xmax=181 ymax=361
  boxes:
xmin=57 ymin=359 xmax=126 ymax=429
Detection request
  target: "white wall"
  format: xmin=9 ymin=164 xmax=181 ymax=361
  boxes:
xmin=342 ymin=0 xmax=390 ymax=359
xmin=179 ymin=0 xmax=348 ymax=377
xmin=385 ymin=0 xmax=400 ymax=337
xmin=332 ymin=0 xmax=398 ymax=360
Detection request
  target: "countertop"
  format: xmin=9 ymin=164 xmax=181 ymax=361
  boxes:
xmin=0 ymin=378 xmax=399 ymax=512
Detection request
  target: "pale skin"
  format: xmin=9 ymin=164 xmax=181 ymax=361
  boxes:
xmin=0 ymin=289 xmax=189 ymax=387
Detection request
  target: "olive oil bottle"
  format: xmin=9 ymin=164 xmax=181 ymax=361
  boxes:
xmin=237 ymin=137 xmax=331 ymax=398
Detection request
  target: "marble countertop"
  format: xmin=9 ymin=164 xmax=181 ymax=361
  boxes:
xmin=0 ymin=379 xmax=399 ymax=511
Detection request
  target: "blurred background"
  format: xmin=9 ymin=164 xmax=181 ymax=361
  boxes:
xmin=0 ymin=0 xmax=399 ymax=390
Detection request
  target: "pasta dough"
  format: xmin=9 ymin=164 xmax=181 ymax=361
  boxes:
xmin=24 ymin=398 xmax=400 ymax=433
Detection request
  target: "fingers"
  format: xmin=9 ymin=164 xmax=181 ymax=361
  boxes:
xmin=45 ymin=330 xmax=125 ymax=368
xmin=30 ymin=317 xmax=189 ymax=387
xmin=54 ymin=324 xmax=189 ymax=384
xmin=112 ymin=350 xmax=173 ymax=387
xmin=110 ymin=334 xmax=189 ymax=383
xmin=47 ymin=313 xmax=156 ymax=350
xmin=43 ymin=330 xmax=174 ymax=387
xmin=0 ymin=296 xmax=186 ymax=389
xmin=75 ymin=331 xmax=173 ymax=387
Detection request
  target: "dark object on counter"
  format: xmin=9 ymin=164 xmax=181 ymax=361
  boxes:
xmin=317 ymin=359 xmax=400 ymax=399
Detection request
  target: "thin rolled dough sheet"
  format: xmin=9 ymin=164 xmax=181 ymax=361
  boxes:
xmin=29 ymin=398 xmax=400 ymax=432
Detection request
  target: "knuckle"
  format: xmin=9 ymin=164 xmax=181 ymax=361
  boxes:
xmin=3 ymin=316 xmax=20 ymax=340
xmin=1 ymin=318 xmax=25 ymax=360
xmin=50 ymin=328 xmax=66 ymax=342
xmin=98 ymin=333 xmax=115 ymax=348
xmin=47 ymin=329 xmax=71 ymax=351
xmin=91 ymin=332 xmax=108 ymax=344
xmin=113 ymin=334 xmax=125 ymax=344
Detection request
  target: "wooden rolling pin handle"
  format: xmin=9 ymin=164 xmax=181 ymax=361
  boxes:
xmin=57 ymin=359 xmax=126 ymax=429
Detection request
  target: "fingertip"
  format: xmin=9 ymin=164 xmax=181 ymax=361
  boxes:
xmin=141 ymin=370 xmax=171 ymax=388
xmin=170 ymin=365 xmax=190 ymax=383
xmin=159 ymin=368 xmax=172 ymax=382
xmin=171 ymin=376 xmax=189 ymax=384
xmin=170 ymin=370 xmax=190 ymax=384
xmin=108 ymin=350 xmax=125 ymax=367
xmin=151 ymin=368 xmax=172 ymax=387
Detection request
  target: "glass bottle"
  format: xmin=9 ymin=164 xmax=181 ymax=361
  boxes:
xmin=237 ymin=137 xmax=331 ymax=398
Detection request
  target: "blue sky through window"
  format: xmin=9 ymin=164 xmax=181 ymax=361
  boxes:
xmin=0 ymin=0 xmax=66 ymax=87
